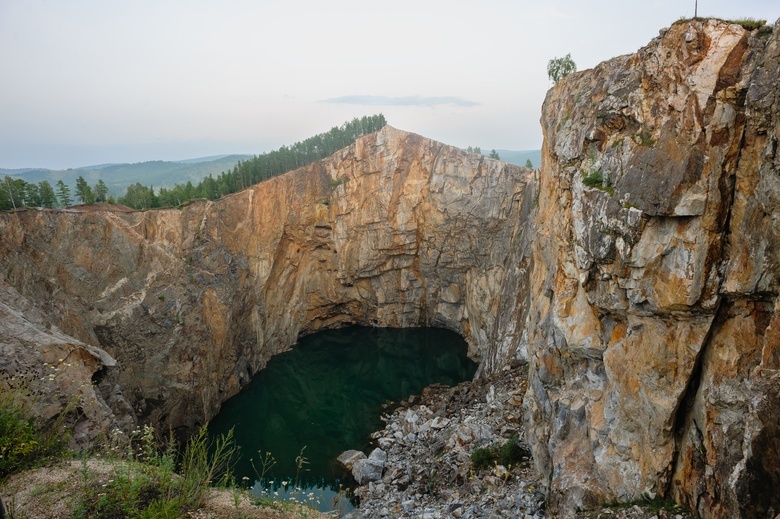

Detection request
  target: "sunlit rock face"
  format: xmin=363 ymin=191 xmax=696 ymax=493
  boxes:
xmin=0 ymin=126 xmax=535 ymax=434
xmin=526 ymin=18 xmax=780 ymax=518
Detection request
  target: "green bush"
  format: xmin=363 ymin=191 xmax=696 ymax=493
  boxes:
xmin=582 ymin=168 xmax=615 ymax=195
xmin=582 ymin=170 xmax=604 ymax=188
xmin=471 ymin=435 xmax=530 ymax=471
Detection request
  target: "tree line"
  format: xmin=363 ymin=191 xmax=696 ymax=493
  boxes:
xmin=1 ymin=176 xmax=110 ymax=211
xmin=118 ymin=114 xmax=388 ymax=210
xmin=1 ymin=115 xmax=387 ymax=212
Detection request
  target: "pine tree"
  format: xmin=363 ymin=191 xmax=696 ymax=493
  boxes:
xmin=94 ymin=179 xmax=109 ymax=202
xmin=38 ymin=181 xmax=57 ymax=208
xmin=75 ymin=176 xmax=93 ymax=204
xmin=24 ymin=182 xmax=41 ymax=207
xmin=56 ymin=180 xmax=72 ymax=207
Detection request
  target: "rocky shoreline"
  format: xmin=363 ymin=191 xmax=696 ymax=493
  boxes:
xmin=341 ymin=362 xmax=544 ymax=518
xmin=340 ymin=363 xmax=691 ymax=519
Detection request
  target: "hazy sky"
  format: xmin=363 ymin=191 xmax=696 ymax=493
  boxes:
xmin=1 ymin=0 xmax=777 ymax=169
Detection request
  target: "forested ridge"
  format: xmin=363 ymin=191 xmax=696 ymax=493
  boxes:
xmin=119 ymin=114 xmax=387 ymax=209
xmin=0 ymin=114 xmax=386 ymax=211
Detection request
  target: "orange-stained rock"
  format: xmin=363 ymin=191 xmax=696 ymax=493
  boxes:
xmin=0 ymin=127 xmax=536 ymax=434
xmin=526 ymin=18 xmax=780 ymax=518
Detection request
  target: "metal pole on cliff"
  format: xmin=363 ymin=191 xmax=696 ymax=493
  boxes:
xmin=695 ymin=0 xmax=698 ymax=18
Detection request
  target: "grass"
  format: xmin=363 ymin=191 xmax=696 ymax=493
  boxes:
xmin=634 ymin=131 xmax=656 ymax=147
xmin=600 ymin=493 xmax=687 ymax=514
xmin=0 ymin=372 xmax=264 ymax=518
xmin=329 ymin=176 xmax=348 ymax=189
xmin=72 ymin=424 xmax=237 ymax=518
xmin=674 ymin=16 xmax=767 ymax=31
xmin=556 ymin=109 xmax=572 ymax=131
xmin=1 ymin=365 xmax=330 ymax=519
xmin=726 ymin=18 xmax=767 ymax=30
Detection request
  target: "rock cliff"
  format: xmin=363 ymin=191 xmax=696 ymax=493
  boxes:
xmin=0 ymin=127 xmax=535 ymax=433
xmin=1 ymin=18 xmax=778 ymax=519
xmin=526 ymin=18 xmax=779 ymax=518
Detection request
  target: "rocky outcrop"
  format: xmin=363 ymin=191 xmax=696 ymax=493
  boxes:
xmin=526 ymin=18 xmax=779 ymax=518
xmin=0 ymin=127 xmax=535 ymax=434
xmin=0 ymin=277 xmax=133 ymax=442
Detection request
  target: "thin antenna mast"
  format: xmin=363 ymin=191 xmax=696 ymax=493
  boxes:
xmin=695 ymin=0 xmax=698 ymax=18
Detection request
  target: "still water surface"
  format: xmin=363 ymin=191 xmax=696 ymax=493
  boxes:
xmin=208 ymin=326 xmax=477 ymax=512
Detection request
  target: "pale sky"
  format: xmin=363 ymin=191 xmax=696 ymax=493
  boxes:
xmin=1 ymin=0 xmax=777 ymax=169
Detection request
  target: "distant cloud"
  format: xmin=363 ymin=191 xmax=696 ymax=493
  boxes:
xmin=322 ymin=95 xmax=479 ymax=107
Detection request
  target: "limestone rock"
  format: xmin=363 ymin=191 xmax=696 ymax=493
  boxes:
xmin=368 ymin=448 xmax=387 ymax=464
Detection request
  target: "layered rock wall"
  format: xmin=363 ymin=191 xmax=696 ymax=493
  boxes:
xmin=526 ymin=19 xmax=779 ymax=518
xmin=0 ymin=127 xmax=535 ymax=432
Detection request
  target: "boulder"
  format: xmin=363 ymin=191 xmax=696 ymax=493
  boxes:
xmin=352 ymin=457 xmax=385 ymax=485
xmin=336 ymin=449 xmax=366 ymax=470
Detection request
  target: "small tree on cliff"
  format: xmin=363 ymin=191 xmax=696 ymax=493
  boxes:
xmin=547 ymin=53 xmax=577 ymax=84
xmin=56 ymin=180 xmax=72 ymax=207
xmin=75 ymin=176 xmax=94 ymax=204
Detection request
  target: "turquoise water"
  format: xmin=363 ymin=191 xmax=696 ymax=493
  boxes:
xmin=208 ymin=326 xmax=477 ymax=512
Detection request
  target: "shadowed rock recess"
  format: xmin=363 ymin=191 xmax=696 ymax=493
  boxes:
xmin=0 ymin=18 xmax=778 ymax=519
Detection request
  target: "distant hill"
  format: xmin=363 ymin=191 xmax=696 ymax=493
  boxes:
xmin=2 ymin=144 xmax=540 ymax=202
xmin=484 ymin=149 xmax=541 ymax=169
xmin=1 ymin=154 xmax=252 ymax=197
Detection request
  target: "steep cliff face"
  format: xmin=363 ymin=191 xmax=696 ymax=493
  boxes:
xmin=3 ymin=19 xmax=778 ymax=519
xmin=0 ymin=127 xmax=535 ymax=433
xmin=526 ymin=18 xmax=779 ymax=517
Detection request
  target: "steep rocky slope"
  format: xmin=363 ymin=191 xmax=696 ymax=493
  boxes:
xmin=1 ymin=17 xmax=778 ymax=519
xmin=0 ymin=127 xmax=535 ymax=434
xmin=527 ymin=18 xmax=779 ymax=518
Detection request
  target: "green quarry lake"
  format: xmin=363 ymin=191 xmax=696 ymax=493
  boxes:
xmin=208 ymin=326 xmax=477 ymax=512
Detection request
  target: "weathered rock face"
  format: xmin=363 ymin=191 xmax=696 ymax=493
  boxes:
xmin=0 ymin=278 xmax=134 ymax=442
xmin=0 ymin=127 xmax=535 ymax=434
xmin=526 ymin=18 xmax=779 ymax=518
xmin=2 ymin=19 xmax=778 ymax=519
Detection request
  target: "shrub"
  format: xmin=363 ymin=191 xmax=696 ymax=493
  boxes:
xmin=582 ymin=170 xmax=605 ymax=188
xmin=470 ymin=435 xmax=530 ymax=471
xmin=582 ymin=167 xmax=615 ymax=195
